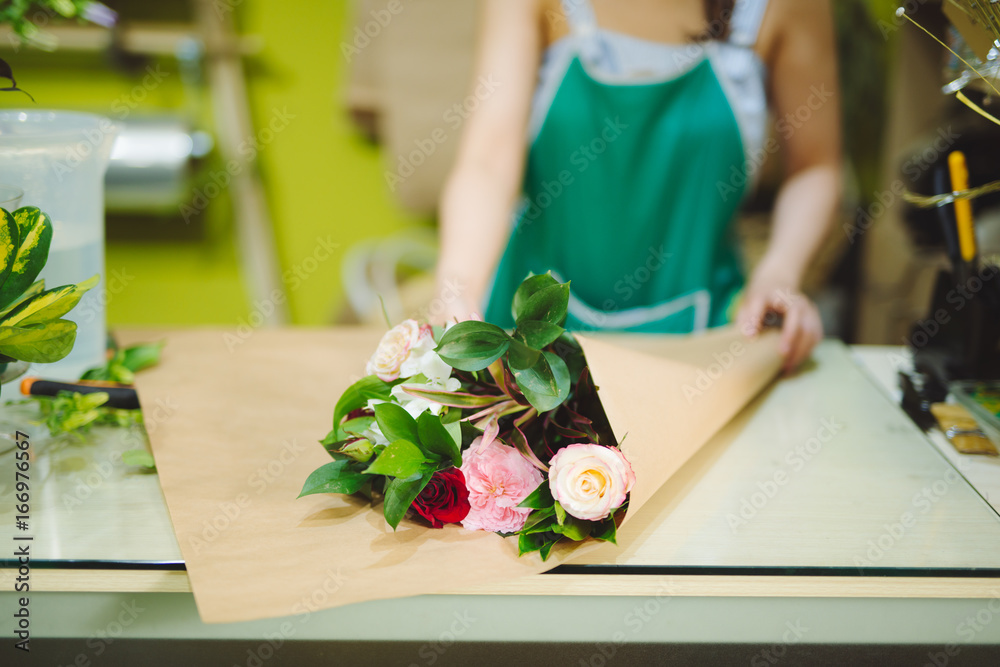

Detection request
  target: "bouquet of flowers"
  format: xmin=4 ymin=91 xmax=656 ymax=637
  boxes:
xmin=300 ymin=274 xmax=634 ymax=559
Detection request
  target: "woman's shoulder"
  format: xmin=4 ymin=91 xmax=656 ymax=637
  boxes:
xmin=756 ymin=0 xmax=834 ymax=65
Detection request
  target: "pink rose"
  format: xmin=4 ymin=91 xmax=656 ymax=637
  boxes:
xmin=461 ymin=437 xmax=544 ymax=533
xmin=548 ymin=444 xmax=635 ymax=521
xmin=366 ymin=320 xmax=434 ymax=382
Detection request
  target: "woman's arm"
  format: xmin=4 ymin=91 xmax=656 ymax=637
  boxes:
xmin=433 ymin=0 xmax=544 ymax=322
xmin=738 ymin=0 xmax=844 ymax=372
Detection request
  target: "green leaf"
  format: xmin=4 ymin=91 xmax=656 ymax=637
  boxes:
xmin=554 ymin=501 xmax=567 ymax=525
xmin=435 ymin=321 xmax=511 ymax=372
xmin=512 ymin=273 xmax=559 ymax=322
xmin=551 ymin=515 xmax=592 ymax=541
xmin=0 ymin=207 xmax=53 ymax=308
xmin=592 ymin=516 xmax=619 ymax=545
xmin=364 ymin=438 xmax=427 ymax=479
xmin=298 ymin=459 xmax=371 ymax=497
xmin=399 ymin=385 xmax=505 ymax=409
xmin=75 ymin=391 xmax=110 ymax=411
xmin=506 ymin=338 xmax=541 ymax=371
xmin=545 ymin=351 xmax=572 ymax=406
xmin=518 ymin=482 xmax=555 ymax=510
xmin=508 ymin=426 xmax=550 ymax=472
xmin=444 ymin=421 xmax=462 ymax=451
xmin=383 ymin=472 xmax=434 ymax=530
xmin=1 ymin=274 xmax=98 ymax=327
xmin=338 ymin=438 xmax=375 ymax=463
xmin=0 ymin=279 xmax=44 ymax=320
xmin=341 ymin=415 xmax=375 ymax=436
xmin=416 ymin=411 xmax=461 ymax=466
xmin=515 ymin=283 xmax=569 ymax=327
xmin=373 ymin=402 xmax=419 ymax=444
xmin=121 ymin=449 xmax=157 ymax=469
xmin=459 ymin=421 xmax=484 ymax=448
xmin=514 ymin=320 xmax=564 ymax=349
xmin=517 ymin=530 xmax=561 ymax=560
xmin=0 ymin=210 xmax=17 ymax=305
xmin=121 ymin=341 xmax=164 ymax=372
xmin=520 ymin=506 xmax=556 ymax=532
xmin=0 ymin=319 xmax=77 ymax=363
xmin=512 ymin=351 xmax=569 ymax=413
xmin=333 ymin=375 xmax=392 ymax=437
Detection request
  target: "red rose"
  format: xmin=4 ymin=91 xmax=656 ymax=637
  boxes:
xmin=411 ymin=469 xmax=470 ymax=528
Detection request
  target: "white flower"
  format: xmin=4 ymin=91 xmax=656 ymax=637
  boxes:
xmin=548 ymin=444 xmax=635 ymax=521
xmin=390 ymin=375 xmax=461 ymax=419
xmin=366 ymin=320 xmax=434 ymax=382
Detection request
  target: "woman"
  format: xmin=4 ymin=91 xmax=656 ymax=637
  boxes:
xmin=434 ymin=0 xmax=842 ymax=373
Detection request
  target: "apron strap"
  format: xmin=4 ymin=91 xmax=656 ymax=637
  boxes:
xmin=560 ymin=0 xmax=599 ymax=37
xmin=560 ymin=0 xmax=608 ymax=67
xmin=729 ymin=0 xmax=770 ymax=48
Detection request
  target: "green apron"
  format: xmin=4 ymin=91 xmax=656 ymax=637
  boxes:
xmin=484 ymin=53 xmax=748 ymax=333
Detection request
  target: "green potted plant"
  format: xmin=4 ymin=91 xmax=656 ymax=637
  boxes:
xmin=1 ymin=1 xmax=116 ymax=100
xmin=0 ymin=207 xmax=96 ymax=394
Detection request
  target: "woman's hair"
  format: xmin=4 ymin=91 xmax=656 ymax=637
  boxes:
xmin=700 ymin=0 xmax=736 ymax=41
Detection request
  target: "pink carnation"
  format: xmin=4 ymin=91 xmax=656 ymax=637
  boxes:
xmin=460 ymin=437 xmax=544 ymax=533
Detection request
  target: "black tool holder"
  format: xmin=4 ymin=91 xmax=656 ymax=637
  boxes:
xmin=909 ymin=265 xmax=1000 ymax=384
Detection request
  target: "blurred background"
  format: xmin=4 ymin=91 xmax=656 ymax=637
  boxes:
xmin=1 ymin=0 xmax=998 ymax=345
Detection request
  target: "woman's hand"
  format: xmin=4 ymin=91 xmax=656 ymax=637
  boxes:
xmin=737 ymin=272 xmax=823 ymax=375
xmin=429 ymin=289 xmax=482 ymax=327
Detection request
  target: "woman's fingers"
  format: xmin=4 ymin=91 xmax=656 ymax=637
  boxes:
xmin=738 ymin=294 xmax=768 ymax=337
xmin=779 ymin=299 xmax=802 ymax=363
xmin=782 ymin=300 xmax=823 ymax=374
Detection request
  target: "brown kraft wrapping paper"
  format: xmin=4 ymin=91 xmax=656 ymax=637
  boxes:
xmin=127 ymin=326 xmax=781 ymax=623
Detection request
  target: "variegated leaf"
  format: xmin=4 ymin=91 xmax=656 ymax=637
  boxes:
xmin=0 ymin=207 xmax=53 ymax=308
xmin=0 ymin=319 xmax=77 ymax=363
xmin=0 ymin=209 xmax=17 ymax=304
xmin=0 ymin=274 xmax=99 ymax=327
xmin=0 ymin=279 xmax=45 ymax=319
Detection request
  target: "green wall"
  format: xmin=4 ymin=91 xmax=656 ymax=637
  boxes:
xmin=2 ymin=0 xmax=416 ymax=326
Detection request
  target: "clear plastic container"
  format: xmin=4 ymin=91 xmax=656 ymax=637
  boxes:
xmin=0 ymin=111 xmax=119 ymax=380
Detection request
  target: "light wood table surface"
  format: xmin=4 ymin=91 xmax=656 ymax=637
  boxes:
xmin=1 ymin=334 xmax=999 ymax=651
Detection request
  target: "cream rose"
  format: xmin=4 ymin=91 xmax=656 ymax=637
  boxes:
xmin=547 ymin=444 xmax=635 ymax=521
xmin=366 ymin=320 xmax=435 ymax=382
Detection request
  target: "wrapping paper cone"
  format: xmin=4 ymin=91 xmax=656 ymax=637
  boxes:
xmin=128 ymin=327 xmax=781 ymax=623
xmin=577 ymin=330 xmax=783 ymax=515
